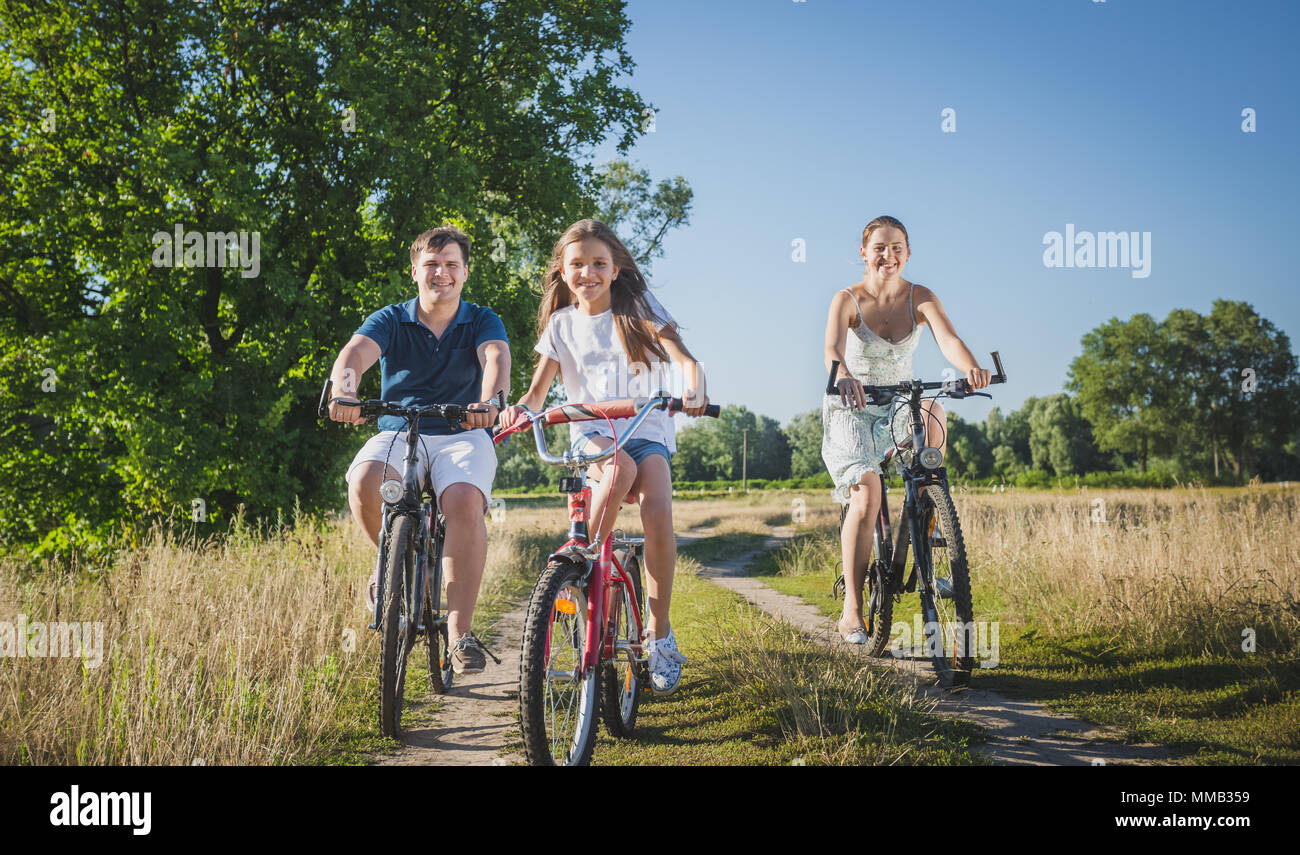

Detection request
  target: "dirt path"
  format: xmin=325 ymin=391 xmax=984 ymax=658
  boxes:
xmin=690 ymin=525 xmax=1171 ymax=766
xmin=372 ymin=603 xmax=526 ymax=767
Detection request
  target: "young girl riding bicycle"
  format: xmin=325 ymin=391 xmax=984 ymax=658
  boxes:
xmin=500 ymin=219 xmax=709 ymax=695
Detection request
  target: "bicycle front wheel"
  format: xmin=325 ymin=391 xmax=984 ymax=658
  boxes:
xmin=380 ymin=514 xmax=419 ymax=736
xmin=919 ymin=484 xmax=975 ymax=689
xmin=601 ymin=549 xmax=644 ymax=738
xmin=425 ymin=519 xmax=452 ymax=694
xmin=519 ymin=560 xmax=601 ymax=766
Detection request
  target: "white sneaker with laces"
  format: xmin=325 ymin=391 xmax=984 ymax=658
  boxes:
xmin=645 ymin=628 xmax=688 ymax=696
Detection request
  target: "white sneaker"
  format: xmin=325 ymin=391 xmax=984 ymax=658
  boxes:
xmin=645 ymin=628 xmax=688 ymax=696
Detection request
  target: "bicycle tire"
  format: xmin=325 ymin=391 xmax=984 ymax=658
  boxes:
xmin=918 ymin=484 xmax=975 ymax=689
xmin=601 ymin=549 xmax=644 ymax=738
xmin=425 ymin=517 xmax=452 ymax=694
xmin=518 ymin=559 xmax=601 ymax=766
xmin=380 ymin=514 xmax=418 ymax=737
xmin=862 ymin=555 xmax=895 ymax=657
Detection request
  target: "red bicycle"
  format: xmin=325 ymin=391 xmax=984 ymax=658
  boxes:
xmin=494 ymin=394 xmax=719 ymax=766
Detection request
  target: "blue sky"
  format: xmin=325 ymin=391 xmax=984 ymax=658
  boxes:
xmin=592 ymin=0 xmax=1300 ymax=428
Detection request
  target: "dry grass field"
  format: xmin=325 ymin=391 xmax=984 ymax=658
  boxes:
xmin=3 ymin=484 xmax=1295 ymax=764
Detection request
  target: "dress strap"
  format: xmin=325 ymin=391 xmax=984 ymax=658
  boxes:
xmin=909 ymin=282 xmax=917 ymax=329
xmin=842 ymin=288 xmax=865 ymax=326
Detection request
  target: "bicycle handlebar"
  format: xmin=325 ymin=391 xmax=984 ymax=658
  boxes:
xmin=317 ymin=378 xmax=507 ymax=427
xmin=824 ymin=351 xmax=1008 ymax=400
xmin=494 ymin=395 xmax=720 ymax=467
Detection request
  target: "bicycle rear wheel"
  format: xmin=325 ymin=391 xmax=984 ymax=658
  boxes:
xmin=380 ymin=514 xmax=419 ymax=736
xmin=601 ymin=548 xmax=644 ymax=738
xmin=519 ymin=559 xmax=601 ymax=766
xmin=918 ymin=484 xmax=975 ymax=689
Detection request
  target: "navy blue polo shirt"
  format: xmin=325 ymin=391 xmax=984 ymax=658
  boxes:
xmin=355 ymin=297 xmax=509 ymax=436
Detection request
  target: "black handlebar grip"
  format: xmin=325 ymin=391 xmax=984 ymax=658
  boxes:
xmin=495 ymin=389 xmax=507 ymax=412
xmin=704 ymin=403 xmax=720 ymax=418
xmin=826 ymin=361 xmax=840 ymax=395
xmin=317 ymin=378 xmax=333 ymax=418
xmin=990 ymin=351 xmax=1007 ymax=384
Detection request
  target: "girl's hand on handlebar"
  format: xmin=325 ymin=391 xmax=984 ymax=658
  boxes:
xmin=683 ymin=389 xmax=710 ymax=417
xmin=966 ymin=366 xmax=991 ymax=390
xmin=329 ymin=399 xmax=366 ymax=426
xmin=498 ymin=404 xmax=530 ymax=431
xmin=836 ymin=376 xmax=867 ymax=410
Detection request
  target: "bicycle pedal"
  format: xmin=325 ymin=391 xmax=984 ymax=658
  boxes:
xmin=930 ymin=535 xmax=947 ymax=548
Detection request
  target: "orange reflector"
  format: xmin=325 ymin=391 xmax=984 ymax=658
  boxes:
xmin=554 ymin=599 xmax=577 ymax=615
xmin=928 ymin=516 xmax=937 ymax=536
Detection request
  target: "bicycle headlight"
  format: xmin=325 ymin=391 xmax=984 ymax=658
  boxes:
xmin=379 ymin=479 xmax=404 ymax=503
xmin=919 ymin=446 xmax=944 ymax=470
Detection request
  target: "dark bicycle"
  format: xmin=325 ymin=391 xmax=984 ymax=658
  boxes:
xmin=318 ymin=379 xmax=505 ymax=737
xmin=827 ymin=352 xmax=1007 ymax=688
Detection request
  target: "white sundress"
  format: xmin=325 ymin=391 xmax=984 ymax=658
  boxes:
xmin=821 ymin=283 xmax=924 ymax=505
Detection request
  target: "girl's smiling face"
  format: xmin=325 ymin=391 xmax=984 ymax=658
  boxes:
xmin=860 ymin=225 xmax=910 ymax=280
xmin=561 ymin=237 xmax=620 ymax=313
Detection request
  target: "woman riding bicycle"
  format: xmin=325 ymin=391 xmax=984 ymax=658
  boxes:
xmin=823 ymin=215 xmax=991 ymax=644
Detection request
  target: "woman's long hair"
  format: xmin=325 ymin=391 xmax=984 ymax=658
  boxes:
xmin=536 ymin=219 xmax=673 ymax=369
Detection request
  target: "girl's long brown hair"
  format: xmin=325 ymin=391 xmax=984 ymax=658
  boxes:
xmin=536 ymin=219 xmax=674 ymax=369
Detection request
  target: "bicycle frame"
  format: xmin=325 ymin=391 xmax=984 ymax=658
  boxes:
xmin=865 ymin=392 xmax=948 ymax=626
xmin=543 ymin=474 xmax=646 ymax=676
xmin=499 ymin=395 xmax=716 ymax=677
xmin=371 ymin=412 xmax=438 ymax=634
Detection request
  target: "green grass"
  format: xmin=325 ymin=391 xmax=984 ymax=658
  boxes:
xmin=756 ymin=521 xmax=1300 ymax=765
xmin=677 ymin=531 xmax=772 ymax=564
xmin=974 ymin=633 xmax=1300 ymax=765
xmin=581 ymin=572 xmax=987 ymax=765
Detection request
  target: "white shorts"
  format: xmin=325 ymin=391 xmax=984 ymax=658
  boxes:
xmin=346 ymin=430 xmax=496 ymax=509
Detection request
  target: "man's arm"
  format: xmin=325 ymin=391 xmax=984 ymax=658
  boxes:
xmin=329 ymin=334 xmax=381 ymax=424
xmin=464 ymin=338 xmax=510 ymax=429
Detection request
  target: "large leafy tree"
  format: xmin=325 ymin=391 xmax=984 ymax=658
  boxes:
xmin=783 ymin=408 xmax=824 ymax=479
xmin=944 ymin=412 xmax=992 ymax=479
xmin=1164 ymin=301 xmax=1298 ymax=478
xmin=1027 ymin=392 xmax=1100 ymax=476
xmin=1067 ymin=314 xmax=1187 ymax=472
xmin=0 ymin=0 xmax=663 ymax=556
xmin=591 ymin=159 xmax=692 ymax=267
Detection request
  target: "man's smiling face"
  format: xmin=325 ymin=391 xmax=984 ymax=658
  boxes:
xmin=411 ymin=242 xmax=468 ymax=308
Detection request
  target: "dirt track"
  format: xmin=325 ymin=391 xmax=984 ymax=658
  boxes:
xmin=689 ymin=525 xmax=1169 ymax=766
xmin=372 ymin=521 xmax=1169 ymax=766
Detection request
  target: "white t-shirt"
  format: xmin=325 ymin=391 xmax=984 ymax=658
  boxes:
xmin=535 ymin=291 xmax=679 ymax=453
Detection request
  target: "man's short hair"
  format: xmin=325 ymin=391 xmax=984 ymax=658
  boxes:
xmin=410 ymin=225 xmax=471 ymax=266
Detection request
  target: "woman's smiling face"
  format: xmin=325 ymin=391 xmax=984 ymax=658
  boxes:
xmin=561 ymin=237 xmax=620 ymax=312
xmin=861 ymin=225 xmax=910 ymax=280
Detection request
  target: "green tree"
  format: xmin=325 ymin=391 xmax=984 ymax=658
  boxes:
xmin=1067 ymin=314 xmax=1186 ymax=472
xmin=944 ymin=412 xmax=992 ymax=479
xmin=1164 ymin=301 xmax=1299 ymax=478
xmin=1028 ymin=393 xmax=1099 ymax=476
xmin=592 ymin=159 xmax=692 ymax=267
xmin=674 ymin=419 xmax=727 ymax=481
xmin=0 ymin=1 xmax=676 ymax=556
xmin=784 ymin=408 xmax=824 ymax=478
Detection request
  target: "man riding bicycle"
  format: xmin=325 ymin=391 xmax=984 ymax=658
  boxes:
xmin=327 ymin=224 xmax=510 ymax=675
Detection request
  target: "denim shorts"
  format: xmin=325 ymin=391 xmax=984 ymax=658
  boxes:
xmin=579 ymin=432 xmax=672 ymax=467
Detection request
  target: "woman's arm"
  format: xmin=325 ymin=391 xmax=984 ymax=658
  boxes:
xmin=825 ymin=290 xmax=866 ymax=408
xmin=914 ymin=285 xmax=991 ymax=389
